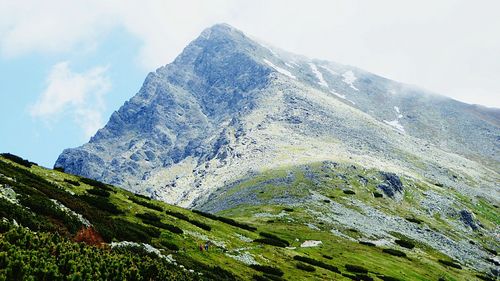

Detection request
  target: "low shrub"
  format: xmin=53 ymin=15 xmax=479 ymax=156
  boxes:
xmin=293 ymin=255 xmax=340 ymax=273
xmin=250 ymin=265 xmax=284 ymax=277
xmin=1 ymin=153 xmax=34 ymax=168
xmin=165 ymin=210 xmax=211 ymax=231
xmin=87 ymin=187 xmax=111 ymax=197
xmin=438 ymin=259 xmax=462 ymax=269
xmin=159 ymin=240 xmax=179 ymax=251
xmin=192 ymin=209 xmax=257 ymax=232
xmin=343 ymin=190 xmax=356 ymax=195
xmin=345 ymin=264 xmax=368 ymax=274
xmin=283 ymin=208 xmax=294 ymax=212
xmin=78 ymin=194 xmax=123 ymax=215
xmin=395 ymin=239 xmax=415 ymax=249
xmin=63 ymin=179 xmax=80 ymax=186
xmin=134 ymin=193 xmax=151 ymax=200
xmin=137 ymin=213 xmax=183 ymax=234
xmin=322 ymin=254 xmax=333 ymax=260
xmin=296 ymin=262 xmax=315 ymax=272
xmin=405 ymin=217 xmax=423 ymax=224
xmin=373 ymin=192 xmax=383 ymax=198
xmin=382 ymin=248 xmax=406 ymax=257
xmin=259 ymin=232 xmax=289 ymax=246
xmin=129 ymin=196 xmax=163 ymax=211
xmin=53 ymin=167 xmax=65 ymax=172
xmin=359 ymin=241 xmax=376 ymax=247
xmin=254 ymin=238 xmax=288 ymax=248
xmin=79 ymin=177 xmax=114 ymax=192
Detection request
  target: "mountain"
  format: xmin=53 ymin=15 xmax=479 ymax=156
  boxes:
xmin=51 ymin=24 xmax=500 ymax=278
xmin=1 ymin=154 xmax=498 ymax=280
xmin=55 ymin=23 xmax=499 ymax=207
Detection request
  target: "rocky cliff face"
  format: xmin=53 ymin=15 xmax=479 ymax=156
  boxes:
xmin=56 ymin=24 xmax=499 ymax=207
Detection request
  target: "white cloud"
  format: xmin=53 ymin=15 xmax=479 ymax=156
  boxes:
xmin=30 ymin=61 xmax=111 ymax=138
xmin=1 ymin=0 xmax=500 ymax=107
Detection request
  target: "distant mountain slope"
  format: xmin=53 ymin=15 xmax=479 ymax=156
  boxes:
xmin=55 ymin=24 xmax=499 ymax=208
xmin=1 ymin=154 xmax=498 ymax=280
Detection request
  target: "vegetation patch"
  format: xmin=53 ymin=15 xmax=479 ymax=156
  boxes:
xmin=86 ymin=187 xmax=111 ymax=197
xmin=293 ymin=255 xmax=340 ymax=273
xmin=136 ymin=212 xmax=183 ymax=234
xmin=296 ymin=262 xmax=315 ymax=272
xmin=79 ymin=177 xmax=114 ymax=192
xmin=405 ymin=217 xmax=423 ymax=224
xmin=1 ymin=153 xmax=35 ymax=168
xmin=437 ymin=259 xmax=462 ymax=269
xmin=78 ymin=194 xmax=123 ymax=215
xmin=382 ymin=248 xmax=407 ymax=257
xmin=359 ymin=241 xmax=376 ymax=247
xmin=343 ymin=190 xmax=356 ymax=195
xmin=394 ymin=239 xmax=415 ymax=249
xmin=345 ymin=264 xmax=368 ymax=274
xmin=250 ymin=264 xmax=284 ymax=277
xmin=192 ymin=209 xmax=257 ymax=231
xmin=129 ymin=196 xmax=163 ymax=211
xmin=259 ymin=232 xmax=289 ymax=246
xmin=63 ymin=179 xmax=80 ymax=186
xmin=165 ymin=210 xmax=211 ymax=231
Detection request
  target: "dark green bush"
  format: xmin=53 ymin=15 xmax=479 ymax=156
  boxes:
xmin=293 ymin=255 xmax=340 ymax=273
xmin=259 ymin=232 xmax=289 ymax=246
xmin=166 ymin=209 xmax=212 ymax=231
xmin=345 ymin=264 xmax=368 ymax=274
xmin=0 ymin=225 xmax=196 ymax=280
xmin=283 ymin=208 xmax=294 ymax=212
xmin=87 ymin=187 xmax=110 ymax=197
xmin=395 ymin=239 xmax=415 ymax=249
xmin=296 ymin=262 xmax=315 ymax=272
xmin=136 ymin=213 xmax=183 ymax=234
xmin=79 ymin=177 xmax=114 ymax=192
xmin=129 ymin=196 xmax=163 ymax=211
xmin=343 ymin=190 xmax=356 ymax=195
xmin=322 ymin=254 xmax=333 ymax=260
xmin=134 ymin=193 xmax=151 ymax=200
xmin=373 ymin=192 xmax=383 ymax=198
xmin=159 ymin=240 xmax=179 ymax=251
xmin=359 ymin=241 xmax=376 ymax=247
xmin=53 ymin=167 xmax=65 ymax=172
xmin=253 ymin=238 xmax=288 ymax=248
xmin=63 ymin=179 xmax=80 ymax=186
xmin=438 ymin=259 xmax=462 ymax=269
xmin=382 ymin=248 xmax=406 ymax=257
xmin=250 ymin=264 xmax=284 ymax=277
xmin=192 ymin=209 xmax=257 ymax=231
xmin=1 ymin=153 xmax=34 ymax=168
xmin=405 ymin=217 xmax=423 ymax=224
xmin=78 ymin=194 xmax=123 ymax=215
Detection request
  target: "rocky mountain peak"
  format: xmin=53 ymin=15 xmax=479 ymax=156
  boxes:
xmin=56 ymin=24 xmax=499 ymax=208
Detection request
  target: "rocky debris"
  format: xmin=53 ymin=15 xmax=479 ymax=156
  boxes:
xmin=459 ymin=209 xmax=478 ymax=230
xmin=225 ymin=251 xmax=259 ymax=265
xmin=300 ymin=240 xmax=323 ymax=247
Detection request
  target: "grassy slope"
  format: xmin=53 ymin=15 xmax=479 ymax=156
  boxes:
xmin=0 ymin=155 xmax=497 ymax=281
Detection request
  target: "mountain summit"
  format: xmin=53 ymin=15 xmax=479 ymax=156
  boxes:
xmin=56 ymin=24 xmax=499 ymax=207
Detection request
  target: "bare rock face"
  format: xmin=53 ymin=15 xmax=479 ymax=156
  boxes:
xmin=55 ymin=24 xmax=499 ymax=207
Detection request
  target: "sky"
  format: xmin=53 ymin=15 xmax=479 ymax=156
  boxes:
xmin=0 ymin=0 xmax=499 ymax=167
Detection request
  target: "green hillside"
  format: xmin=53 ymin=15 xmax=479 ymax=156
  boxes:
xmin=0 ymin=154 xmax=497 ymax=281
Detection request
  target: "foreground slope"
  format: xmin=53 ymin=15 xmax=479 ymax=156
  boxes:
xmin=1 ymin=154 xmax=498 ymax=280
xmin=55 ymin=24 xmax=499 ymax=208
